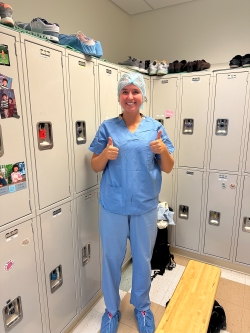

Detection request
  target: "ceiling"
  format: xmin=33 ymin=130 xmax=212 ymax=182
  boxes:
xmin=110 ymin=0 xmax=199 ymax=15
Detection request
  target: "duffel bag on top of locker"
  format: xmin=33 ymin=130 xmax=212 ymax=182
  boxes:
xmin=58 ymin=32 xmax=103 ymax=58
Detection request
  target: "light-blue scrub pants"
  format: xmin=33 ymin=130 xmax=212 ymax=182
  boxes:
xmin=99 ymin=205 xmax=158 ymax=315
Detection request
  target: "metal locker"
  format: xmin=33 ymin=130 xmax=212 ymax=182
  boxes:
xmin=0 ymin=28 xmax=32 ymax=227
xmin=179 ymin=75 xmax=210 ymax=168
xmin=21 ymin=37 xmax=71 ymax=209
xmin=176 ymin=169 xmax=203 ymax=252
xmin=235 ymin=176 xmax=250 ymax=265
xmin=67 ymin=52 xmax=98 ymax=194
xmin=245 ymin=126 xmax=250 ymax=174
xmin=0 ymin=220 xmax=42 ymax=333
xmin=159 ymin=169 xmax=174 ymax=209
xmin=39 ymin=201 xmax=77 ymax=333
xmin=204 ymin=172 xmax=238 ymax=259
xmin=98 ymin=63 xmax=119 ymax=123
xmin=151 ymin=76 xmax=178 ymax=151
xmin=76 ymin=189 xmax=101 ymax=310
xmin=143 ymin=75 xmax=151 ymax=117
xmin=210 ymin=71 xmax=248 ymax=172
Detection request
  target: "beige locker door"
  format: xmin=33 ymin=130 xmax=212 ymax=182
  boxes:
xmin=151 ymin=77 xmax=178 ymax=150
xmin=143 ymin=75 xmax=150 ymax=117
xmin=98 ymin=64 xmax=119 ymax=122
xmin=159 ymin=170 xmax=174 ymax=208
xmin=204 ymin=172 xmax=238 ymax=259
xmin=235 ymin=176 xmax=250 ymax=265
xmin=76 ymin=190 xmax=101 ymax=310
xmin=40 ymin=201 xmax=77 ymax=333
xmin=23 ymin=41 xmax=70 ymax=209
xmin=67 ymin=54 xmax=98 ymax=194
xmin=210 ymin=72 xmax=248 ymax=172
xmin=179 ymin=75 xmax=210 ymax=168
xmin=0 ymin=220 xmax=43 ymax=333
xmin=245 ymin=125 xmax=250 ymax=173
xmin=0 ymin=30 xmax=31 ymax=227
xmin=176 ymin=169 xmax=203 ymax=252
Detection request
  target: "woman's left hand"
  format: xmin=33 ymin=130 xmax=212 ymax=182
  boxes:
xmin=150 ymin=130 xmax=166 ymax=154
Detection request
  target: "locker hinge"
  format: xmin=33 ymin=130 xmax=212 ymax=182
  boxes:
xmin=29 ymin=200 xmax=32 ymax=211
xmin=70 ymin=202 xmax=72 ymax=212
xmin=31 ymin=222 xmax=34 ymax=234
xmin=93 ymin=65 xmax=95 ymax=75
xmin=14 ymin=42 xmax=17 ymax=56
xmin=61 ymin=57 xmax=63 ymax=68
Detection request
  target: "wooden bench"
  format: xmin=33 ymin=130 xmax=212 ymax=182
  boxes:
xmin=155 ymin=260 xmax=221 ymax=333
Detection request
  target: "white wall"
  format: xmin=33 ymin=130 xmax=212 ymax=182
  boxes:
xmin=129 ymin=0 xmax=250 ymax=65
xmin=9 ymin=0 xmax=130 ymax=64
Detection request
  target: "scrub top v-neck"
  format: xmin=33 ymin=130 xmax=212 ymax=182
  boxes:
xmin=89 ymin=115 xmax=175 ymax=215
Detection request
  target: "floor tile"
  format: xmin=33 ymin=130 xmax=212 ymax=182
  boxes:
xmin=216 ymin=298 xmax=243 ymax=333
xmin=120 ymin=264 xmax=132 ymax=292
xmin=243 ymin=285 xmax=250 ymax=310
xmin=216 ymin=278 xmax=245 ymax=307
xmin=241 ymin=307 xmax=250 ymax=333
xmin=71 ymin=310 xmax=102 ymax=333
xmin=220 ymin=267 xmax=246 ymax=284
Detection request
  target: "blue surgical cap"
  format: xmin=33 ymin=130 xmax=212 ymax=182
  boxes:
xmin=118 ymin=72 xmax=147 ymax=109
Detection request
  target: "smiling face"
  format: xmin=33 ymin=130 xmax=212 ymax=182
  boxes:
xmin=119 ymin=84 xmax=143 ymax=114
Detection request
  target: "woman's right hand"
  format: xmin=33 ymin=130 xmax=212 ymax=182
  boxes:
xmin=105 ymin=137 xmax=119 ymax=160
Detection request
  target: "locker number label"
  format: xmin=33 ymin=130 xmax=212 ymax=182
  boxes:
xmin=228 ymin=74 xmax=236 ymax=79
xmin=192 ymin=77 xmax=201 ymax=83
xmin=218 ymin=174 xmax=227 ymax=181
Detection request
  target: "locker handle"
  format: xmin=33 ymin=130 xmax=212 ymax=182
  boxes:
xmin=82 ymin=243 xmax=91 ymax=266
xmin=209 ymin=211 xmax=220 ymax=226
xmin=0 ymin=124 xmax=4 ymax=157
xmin=37 ymin=122 xmax=53 ymax=150
xmin=76 ymin=121 xmax=86 ymax=145
xmin=243 ymin=217 xmax=250 ymax=233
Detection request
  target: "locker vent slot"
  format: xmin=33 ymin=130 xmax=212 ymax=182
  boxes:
xmin=5 ymin=229 xmax=18 ymax=240
xmin=76 ymin=121 xmax=86 ymax=145
xmin=179 ymin=205 xmax=189 ymax=219
xmin=3 ymin=297 xmax=23 ymax=332
xmin=215 ymin=119 xmax=228 ymax=136
xmin=243 ymin=217 xmax=250 ymax=233
xmin=161 ymin=80 xmax=168 ymax=84
xmin=82 ymin=243 xmax=91 ymax=266
xmin=183 ymin=119 xmax=194 ymax=134
xmin=53 ymin=208 xmax=62 ymax=216
xmin=78 ymin=61 xmax=86 ymax=67
xmin=209 ymin=211 xmax=220 ymax=226
xmin=50 ymin=265 xmax=63 ymax=293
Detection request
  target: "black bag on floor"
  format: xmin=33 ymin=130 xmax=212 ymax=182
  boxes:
xmin=207 ymin=300 xmax=227 ymax=333
xmin=151 ymin=224 xmax=175 ymax=281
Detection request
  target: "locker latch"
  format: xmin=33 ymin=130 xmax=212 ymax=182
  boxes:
xmin=3 ymin=297 xmax=23 ymax=332
xmin=215 ymin=119 xmax=228 ymax=136
xmin=183 ymin=119 xmax=194 ymax=134
xmin=37 ymin=122 xmax=53 ymax=150
xmin=82 ymin=243 xmax=91 ymax=266
xmin=179 ymin=205 xmax=189 ymax=219
xmin=76 ymin=121 xmax=86 ymax=145
xmin=50 ymin=265 xmax=63 ymax=293
xmin=209 ymin=211 xmax=220 ymax=226
xmin=243 ymin=217 xmax=250 ymax=233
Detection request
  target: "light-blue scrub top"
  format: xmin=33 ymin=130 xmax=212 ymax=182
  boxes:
xmin=89 ymin=116 xmax=175 ymax=215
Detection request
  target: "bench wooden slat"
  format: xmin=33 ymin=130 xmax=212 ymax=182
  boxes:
xmin=155 ymin=260 xmax=221 ymax=333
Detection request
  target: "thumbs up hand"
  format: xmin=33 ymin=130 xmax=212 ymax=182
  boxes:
xmin=150 ymin=130 xmax=166 ymax=154
xmin=105 ymin=136 xmax=119 ymax=160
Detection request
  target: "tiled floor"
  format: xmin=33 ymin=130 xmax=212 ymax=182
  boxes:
xmin=71 ymin=255 xmax=250 ymax=333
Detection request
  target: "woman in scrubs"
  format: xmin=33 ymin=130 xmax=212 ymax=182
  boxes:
xmin=89 ymin=72 xmax=174 ymax=333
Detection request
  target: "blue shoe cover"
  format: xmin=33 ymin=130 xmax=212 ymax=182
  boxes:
xmin=100 ymin=309 xmax=121 ymax=333
xmin=134 ymin=308 xmax=155 ymax=333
